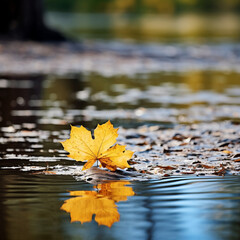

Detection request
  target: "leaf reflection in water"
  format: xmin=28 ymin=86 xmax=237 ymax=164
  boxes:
xmin=61 ymin=181 xmax=134 ymax=227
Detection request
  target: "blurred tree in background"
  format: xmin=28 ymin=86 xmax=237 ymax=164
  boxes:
xmin=1 ymin=0 xmax=239 ymax=41
xmin=0 ymin=0 xmax=65 ymax=41
xmin=44 ymin=0 xmax=240 ymax=14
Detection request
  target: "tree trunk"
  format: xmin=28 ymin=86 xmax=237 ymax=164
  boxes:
xmin=0 ymin=0 xmax=66 ymax=41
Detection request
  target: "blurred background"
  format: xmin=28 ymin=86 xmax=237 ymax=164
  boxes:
xmin=1 ymin=0 xmax=240 ymax=129
xmin=44 ymin=0 xmax=240 ymax=42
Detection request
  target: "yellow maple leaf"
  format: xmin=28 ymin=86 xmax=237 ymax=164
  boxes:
xmin=61 ymin=120 xmax=134 ymax=171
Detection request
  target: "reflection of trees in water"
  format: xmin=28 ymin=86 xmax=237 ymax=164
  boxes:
xmin=1 ymin=71 xmax=239 ymax=129
xmin=0 ymin=74 xmax=88 ymax=161
xmin=182 ymin=71 xmax=240 ymax=93
xmin=42 ymin=74 xmax=86 ymax=110
xmin=0 ymin=175 xmax=7 ymax=240
xmin=0 ymin=74 xmax=87 ymax=128
xmin=0 ymin=172 xmax=239 ymax=239
xmin=0 ymin=175 xmax=68 ymax=240
xmin=211 ymin=179 xmax=240 ymax=240
xmin=0 ymin=75 xmax=44 ymax=127
xmin=40 ymin=74 xmax=90 ymax=130
xmin=84 ymin=71 xmax=240 ymax=111
xmin=46 ymin=0 xmax=240 ymax=13
xmin=132 ymin=178 xmax=240 ymax=240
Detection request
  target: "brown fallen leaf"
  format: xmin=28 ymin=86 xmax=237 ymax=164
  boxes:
xmin=43 ymin=171 xmax=57 ymax=175
xmin=210 ymin=148 xmax=220 ymax=151
xmin=172 ymin=133 xmax=187 ymax=141
xmin=181 ymin=171 xmax=195 ymax=174
xmin=200 ymin=164 xmax=215 ymax=169
xmin=163 ymin=174 xmax=170 ymax=177
xmin=180 ymin=142 xmax=188 ymax=146
xmin=128 ymin=160 xmax=137 ymax=165
xmin=136 ymin=141 xmax=148 ymax=146
xmin=233 ymin=153 xmax=240 ymax=158
xmin=157 ymin=165 xmax=176 ymax=170
xmin=214 ymin=164 xmax=226 ymax=176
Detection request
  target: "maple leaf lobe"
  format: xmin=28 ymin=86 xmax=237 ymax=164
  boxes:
xmin=61 ymin=120 xmax=133 ymax=171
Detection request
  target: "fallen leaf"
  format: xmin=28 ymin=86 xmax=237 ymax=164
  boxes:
xmin=136 ymin=141 xmax=148 ymax=146
xmin=157 ymin=165 xmax=176 ymax=170
xmin=128 ymin=160 xmax=137 ymax=165
xmin=42 ymin=171 xmax=56 ymax=175
xmin=163 ymin=174 xmax=170 ymax=177
xmin=222 ymin=150 xmax=232 ymax=154
xmin=200 ymin=164 xmax=215 ymax=169
xmin=180 ymin=142 xmax=188 ymax=146
xmin=192 ymin=161 xmax=201 ymax=164
xmin=172 ymin=133 xmax=187 ymax=141
xmin=233 ymin=153 xmax=240 ymax=158
xmin=61 ymin=120 xmax=134 ymax=171
xmin=181 ymin=171 xmax=195 ymax=174
xmin=214 ymin=164 xmax=226 ymax=176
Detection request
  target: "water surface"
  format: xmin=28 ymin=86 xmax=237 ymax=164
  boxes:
xmin=1 ymin=33 xmax=240 ymax=239
xmin=0 ymin=174 xmax=239 ymax=240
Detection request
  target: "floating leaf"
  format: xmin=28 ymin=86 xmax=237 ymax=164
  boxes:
xmin=61 ymin=120 xmax=134 ymax=171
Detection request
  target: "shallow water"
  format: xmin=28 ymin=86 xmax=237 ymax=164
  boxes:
xmin=1 ymin=71 xmax=240 ymax=129
xmin=0 ymin=175 xmax=239 ymax=240
xmin=1 ymin=70 xmax=240 ymax=170
xmin=0 ymin=70 xmax=240 ymax=239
